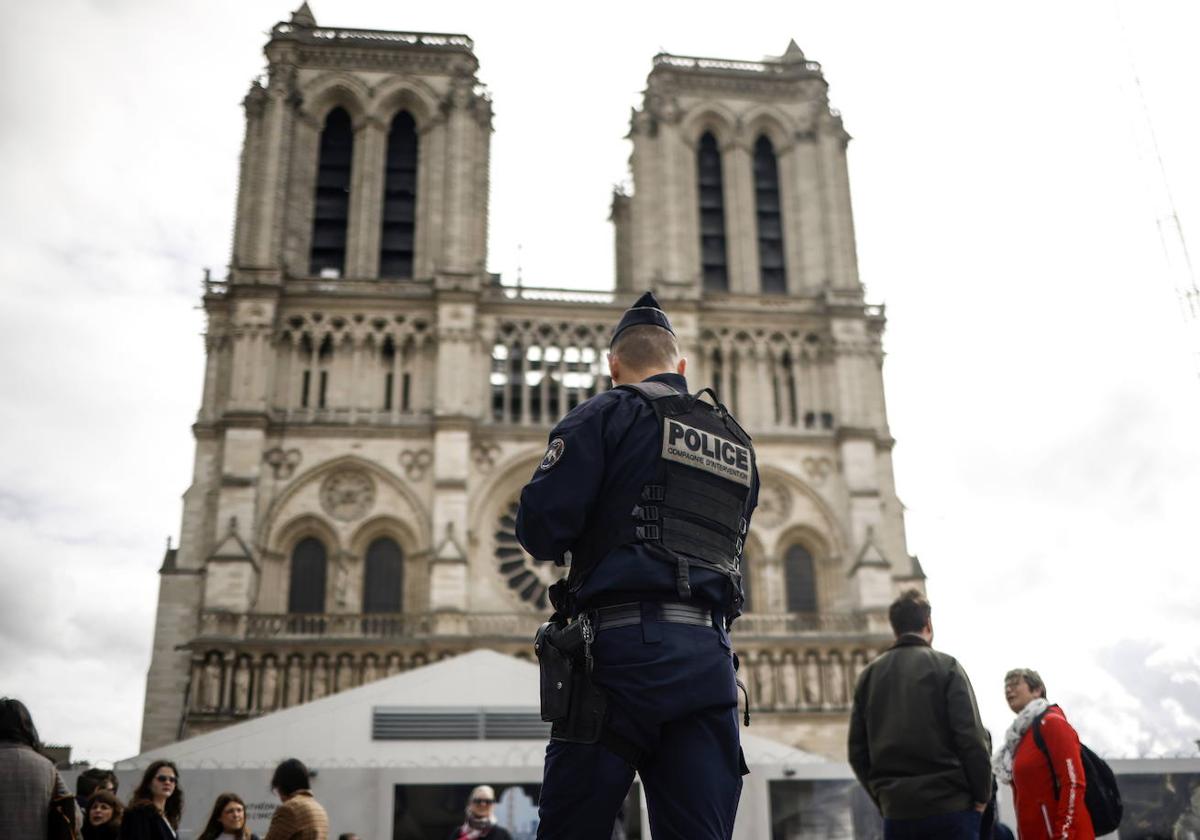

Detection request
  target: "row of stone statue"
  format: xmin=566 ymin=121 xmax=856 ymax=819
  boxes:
xmin=190 ymin=646 xmax=873 ymax=716
xmin=190 ymin=648 xmax=464 ymax=714
xmin=746 ymin=648 xmax=873 ymax=711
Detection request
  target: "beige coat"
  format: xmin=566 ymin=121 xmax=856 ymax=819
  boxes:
xmin=0 ymin=741 xmax=75 ymax=840
xmin=262 ymin=790 xmax=329 ymax=840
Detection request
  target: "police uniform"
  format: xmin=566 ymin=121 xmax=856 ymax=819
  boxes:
xmin=517 ymin=292 xmax=759 ymax=840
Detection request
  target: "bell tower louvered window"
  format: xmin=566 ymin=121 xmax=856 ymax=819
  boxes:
xmin=784 ymin=544 xmax=818 ymax=613
xmin=754 ymin=136 xmax=786 ymax=293
xmin=288 ymin=537 xmax=328 ymax=614
xmin=362 ymin=537 xmax=403 ymax=613
xmin=380 ymin=111 xmax=418 ymax=278
xmin=697 ymin=132 xmax=729 ymax=292
xmin=309 ymin=107 xmax=353 ymax=277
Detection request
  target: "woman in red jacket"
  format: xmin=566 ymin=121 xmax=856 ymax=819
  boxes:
xmin=993 ymin=668 xmax=1094 ymax=839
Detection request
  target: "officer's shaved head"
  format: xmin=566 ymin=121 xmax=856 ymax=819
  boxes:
xmin=610 ymin=325 xmax=679 ymax=373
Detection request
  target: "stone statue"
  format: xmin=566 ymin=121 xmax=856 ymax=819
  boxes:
xmin=260 ymin=657 xmax=279 ymax=711
xmin=755 ymin=652 xmax=775 ymax=710
xmin=827 ymin=654 xmax=847 ymax=706
xmin=232 ymin=659 xmax=251 ymax=711
xmin=286 ymin=656 xmax=304 ymax=707
xmin=203 ymin=655 xmax=223 ymax=710
xmin=336 ymin=655 xmax=355 ymax=692
xmin=851 ymin=650 xmax=869 ymax=686
xmin=333 ymin=560 xmax=350 ymax=607
xmin=311 ymin=658 xmax=328 ymax=699
xmin=385 ymin=653 xmax=403 ymax=676
xmin=803 ymin=653 xmax=822 ymax=707
xmin=361 ymin=655 xmax=378 ymax=685
xmin=780 ymin=652 xmax=800 ymax=709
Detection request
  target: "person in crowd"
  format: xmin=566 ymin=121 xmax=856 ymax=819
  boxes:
xmin=0 ymin=697 xmax=78 ymax=840
xmin=993 ymin=668 xmax=1094 ymax=839
xmin=121 ymin=759 xmax=183 ymax=839
xmin=198 ymin=792 xmax=259 ymax=840
xmin=448 ymin=785 xmax=512 ymax=840
xmin=847 ymin=590 xmax=992 ymax=839
xmin=78 ymin=768 xmax=119 ymax=816
xmin=83 ymin=789 xmax=125 ymax=839
xmin=337 ymin=834 xmax=360 ymax=840
xmin=262 ymin=758 xmax=328 ymax=840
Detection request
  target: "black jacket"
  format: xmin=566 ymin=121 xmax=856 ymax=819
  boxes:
xmin=847 ymin=634 xmax=993 ymax=819
xmin=119 ymin=804 xmax=177 ymax=840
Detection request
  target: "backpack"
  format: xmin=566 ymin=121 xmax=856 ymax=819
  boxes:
xmin=1031 ymin=707 xmax=1123 ymax=835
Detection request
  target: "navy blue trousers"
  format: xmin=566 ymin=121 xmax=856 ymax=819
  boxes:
xmin=883 ymin=809 xmax=982 ymax=840
xmin=536 ymin=614 xmax=743 ymax=840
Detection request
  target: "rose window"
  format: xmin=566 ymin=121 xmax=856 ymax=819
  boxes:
xmin=495 ymin=501 xmax=556 ymax=609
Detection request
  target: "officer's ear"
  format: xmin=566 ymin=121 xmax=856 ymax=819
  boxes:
xmin=676 ymin=356 xmax=687 ymax=376
xmin=608 ymin=352 xmax=621 ymax=384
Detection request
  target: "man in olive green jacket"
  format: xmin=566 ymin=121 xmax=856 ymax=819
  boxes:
xmin=848 ymin=590 xmax=992 ymax=839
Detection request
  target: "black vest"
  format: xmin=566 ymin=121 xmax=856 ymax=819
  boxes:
xmin=566 ymin=381 xmax=755 ymax=604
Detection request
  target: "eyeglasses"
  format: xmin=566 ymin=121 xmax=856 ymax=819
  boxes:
xmin=472 ymin=798 xmax=495 ymax=805
xmin=155 ymin=775 xmax=177 ymax=785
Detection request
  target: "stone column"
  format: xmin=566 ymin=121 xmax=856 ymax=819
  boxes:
xmin=347 ymin=117 xmax=387 ymax=279
xmin=792 ymin=131 xmax=827 ymax=291
xmin=723 ymin=140 xmax=757 ymax=295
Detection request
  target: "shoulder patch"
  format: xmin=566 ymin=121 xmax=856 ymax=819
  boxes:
xmin=539 ymin=437 xmax=566 ymax=471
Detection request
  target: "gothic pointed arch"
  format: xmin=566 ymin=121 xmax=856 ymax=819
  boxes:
xmin=754 ymin=134 xmax=787 ymax=293
xmin=362 ymin=536 xmax=404 ymax=613
xmin=309 ymin=106 xmax=354 ymax=276
xmin=288 ymin=536 xmax=328 ymax=614
xmin=260 ymin=455 xmax=431 ymax=552
xmin=696 ymin=130 xmax=729 ymax=292
xmin=380 ymin=109 xmax=419 ymax=277
xmin=371 ymin=78 xmax=440 ymax=128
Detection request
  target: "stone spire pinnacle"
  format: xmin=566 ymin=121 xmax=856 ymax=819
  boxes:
xmin=290 ymin=2 xmax=316 ymax=27
xmin=780 ymin=39 xmax=806 ymax=63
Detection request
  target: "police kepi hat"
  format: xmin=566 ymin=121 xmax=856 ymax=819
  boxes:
xmin=610 ymin=290 xmax=675 ymax=347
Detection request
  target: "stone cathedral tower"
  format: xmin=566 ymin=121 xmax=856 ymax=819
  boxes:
xmin=140 ymin=7 xmax=922 ymax=759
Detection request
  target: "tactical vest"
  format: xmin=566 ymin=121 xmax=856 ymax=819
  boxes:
xmin=565 ymin=381 xmax=755 ymax=607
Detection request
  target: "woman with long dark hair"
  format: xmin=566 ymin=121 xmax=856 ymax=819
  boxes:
xmin=197 ymin=792 xmax=259 ymax=840
xmin=83 ymin=789 xmax=124 ymax=839
xmin=0 ymin=696 xmax=76 ymax=840
xmin=120 ymin=760 xmax=183 ymax=839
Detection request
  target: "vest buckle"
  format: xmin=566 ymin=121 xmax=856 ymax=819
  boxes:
xmin=632 ymin=505 xmax=660 ymax=522
xmin=641 ymin=485 xmax=665 ymax=502
xmin=635 ymin=524 xmax=661 ymax=541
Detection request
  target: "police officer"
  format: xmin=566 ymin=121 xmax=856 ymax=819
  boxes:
xmin=517 ymin=291 xmax=759 ymax=840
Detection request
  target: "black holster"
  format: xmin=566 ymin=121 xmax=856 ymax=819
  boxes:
xmin=534 ymin=619 xmax=607 ymax=744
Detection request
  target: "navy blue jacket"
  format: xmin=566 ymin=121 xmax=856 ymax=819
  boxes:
xmin=515 ymin=372 xmax=759 ymax=612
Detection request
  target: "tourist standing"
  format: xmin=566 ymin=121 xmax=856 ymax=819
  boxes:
xmin=847 ymin=590 xmax=992 ymax=839
xmin=0 ymin=697 xmax=78 ymax=840
xmin=262 ymin=758 xmax=328 ymax=840
xmin=83 ymin=789 xmax=124 ymax=839
xmin=448 ymin=785 xmax=512 ymax=840
xmin=198 ymin=792 xmax=259 ymax=840
xmin=993 ymin=668 xmax=1094 ymax=839
xmin=121 ymin=760 xmax=183 ymax=839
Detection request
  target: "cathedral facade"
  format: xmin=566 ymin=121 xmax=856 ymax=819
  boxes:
xmin=140 ymin=4 xmax=923 ymax=759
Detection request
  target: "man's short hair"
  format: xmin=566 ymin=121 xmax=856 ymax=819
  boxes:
xmin=610 ymin=325 xmax=678 ymax=372
xmin=77 ymin=768 xmax=117 ymax=798
xmin=888 ymin=588 xmax=931 ymax=636
xmin=270 ymin=758 xmax=311 ymax=796
xmin=1005 ymin=668 xmax=1047 ymax=699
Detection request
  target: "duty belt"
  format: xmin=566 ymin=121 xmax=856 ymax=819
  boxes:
xmin=591 ymin=601 xmax=715 ymax=632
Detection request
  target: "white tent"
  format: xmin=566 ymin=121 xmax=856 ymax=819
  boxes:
xmin=110 ymin=650 xmax=838 ymax=838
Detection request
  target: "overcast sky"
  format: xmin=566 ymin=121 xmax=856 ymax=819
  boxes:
xmin=1 ymin=0 xmax=1198 ymax=765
